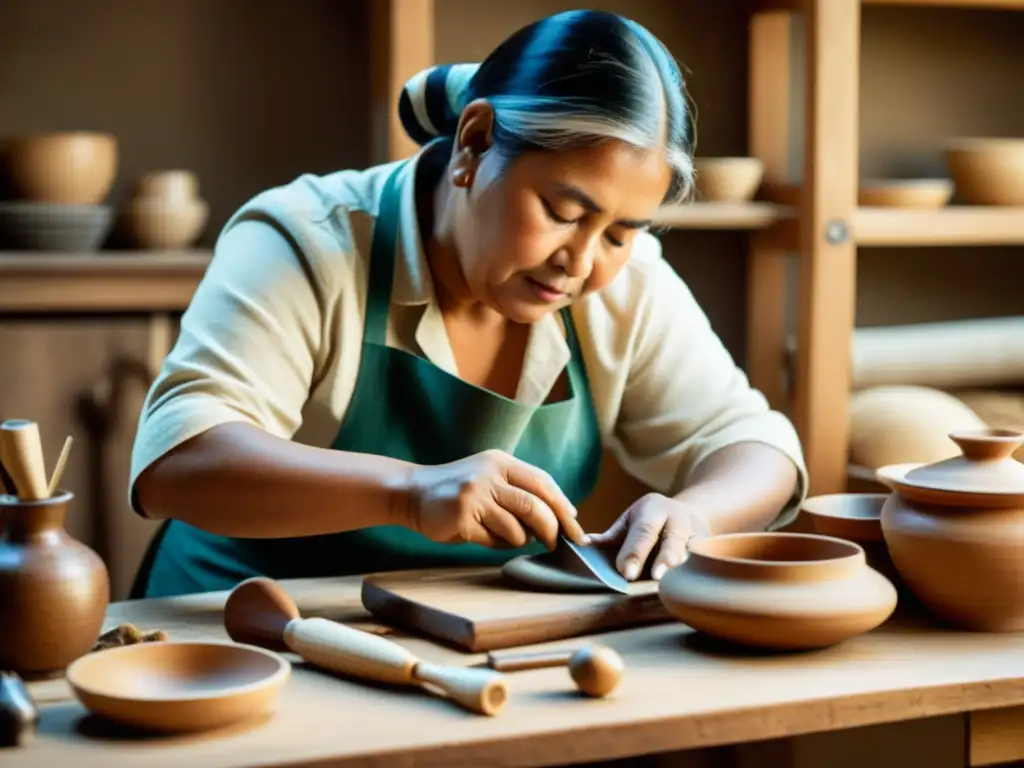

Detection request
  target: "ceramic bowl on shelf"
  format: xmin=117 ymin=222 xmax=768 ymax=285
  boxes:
xmin=879 ymin=428 xmax=1024 ymax=632
xmin=693 ymin=157 xmax=764 ymax=203
xmin=120 ymin=197 xmax=209 ymax=250
xmin=658 ymin=532 xmax=897 ymax=650
xmin=857 ymin=178 xmax=953 ymax=208
xmin=66 ymin=640 xmax=290 ymax=733
xmin=944 ymin=138 xmax=1024 ymax=206
xmin=3 ymin=131 xmax=118 ymax=205
xmin=0 ymin=201 xmax=113 ymax=252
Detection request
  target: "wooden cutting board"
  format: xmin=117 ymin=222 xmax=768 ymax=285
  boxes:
xmin=360 ymin=566 xmax=673 ymax=652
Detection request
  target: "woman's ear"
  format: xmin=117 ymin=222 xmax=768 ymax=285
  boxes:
xmin=450 ymin=100 xmax=495 ymax=188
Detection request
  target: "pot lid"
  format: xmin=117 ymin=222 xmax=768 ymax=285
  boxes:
xmin=898 ymin=429 xmax=1024 ymax=495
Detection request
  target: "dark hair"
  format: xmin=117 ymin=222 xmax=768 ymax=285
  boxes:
xmin=398 ymin=10 xmax=696 ymax=203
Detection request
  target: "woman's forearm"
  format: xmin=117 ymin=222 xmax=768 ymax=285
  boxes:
xmin=673 ymin=441 xmax=800 ymax=535
xmin=133 ymin=422 xmax=415 ymax=538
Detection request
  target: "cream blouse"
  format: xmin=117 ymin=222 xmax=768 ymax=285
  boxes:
xmin=129 ymin=152 xmax=809 ymax=526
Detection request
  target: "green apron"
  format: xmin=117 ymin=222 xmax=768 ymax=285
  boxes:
xmin=130 ymin=161 xmax=602 ymax=599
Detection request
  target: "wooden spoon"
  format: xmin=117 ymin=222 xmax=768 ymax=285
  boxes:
xmin=223 ymin=577 xmax=508 ymax=716
xmin=487 ymin=644 xmax=624 ymax=697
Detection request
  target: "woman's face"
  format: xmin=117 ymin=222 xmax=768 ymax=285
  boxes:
xmin=448 ymin=104 xmax=674 ymax=324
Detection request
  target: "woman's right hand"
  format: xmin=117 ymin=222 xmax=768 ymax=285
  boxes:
xmin=406 ymin=449 xmax=587 ymax=551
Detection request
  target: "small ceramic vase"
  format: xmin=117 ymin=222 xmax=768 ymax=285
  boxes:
xmin=120 ymin=170 xmax=208 ymax=249
xmin=0 ymin=491 xmax=110 ymax=678
xmin=658 ymin=532 xmax=897 ymax=650
xmin=880 ymin=429 xmax=1024 ymax=631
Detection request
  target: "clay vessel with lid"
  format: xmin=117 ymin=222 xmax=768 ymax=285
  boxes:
xmin=879 ymin=428 xmax=1024 ymax=631
xmin=0 ymin=491 xmax=110 ymax=678
xmin=658 ymin=532 xmax=897 ymax=650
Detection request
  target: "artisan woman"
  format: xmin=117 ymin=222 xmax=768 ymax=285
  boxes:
xmin=128 ymin=9 xmax=807 ymax=599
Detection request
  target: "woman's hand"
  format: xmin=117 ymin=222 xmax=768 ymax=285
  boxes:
xmin=587 ymin=493 xmax=712 ymax=581
xmin=406 ymin=449 xmax=587 ymax=551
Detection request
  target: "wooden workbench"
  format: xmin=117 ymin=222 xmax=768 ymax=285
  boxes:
xmin=10 ymin=576 xmax=1024 ymax=768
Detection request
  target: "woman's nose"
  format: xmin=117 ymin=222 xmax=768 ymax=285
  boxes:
xmin=554 ymin=232 xmax=598 ymax=278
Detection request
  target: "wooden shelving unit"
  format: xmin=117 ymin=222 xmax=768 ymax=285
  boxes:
xmin=745 ymin=0 xmax=1024 ymax=495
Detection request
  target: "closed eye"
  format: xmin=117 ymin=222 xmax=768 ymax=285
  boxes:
xmin=541 ymin=197 xmax=576 ymax=225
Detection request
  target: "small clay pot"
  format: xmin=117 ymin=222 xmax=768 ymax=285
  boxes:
xmin=119 ymin=169 xmax=208 ymax=249
xmin=658 ymin=532 xmax=897 ymax=650
xmin=0 ymin=491 xmax=110 ymax=678
xmin=880 ymin=428 xmax=1024 ymax=631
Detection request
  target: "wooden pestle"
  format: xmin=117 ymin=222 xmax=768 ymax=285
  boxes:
xmin=223 ymin=577 xmax=508 ymax=716
xmin=487 ymin=644 xmax=625 ymax=698
xmin=0 ymin=420 xmax=49 ymax=500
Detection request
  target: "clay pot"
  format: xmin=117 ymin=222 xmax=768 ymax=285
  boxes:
xmin=0 ymin=491 xmax=110 ymax=678
xmin=693 ymin=157 xmax=764 ymax=202
xmin=879 ymin=428 xmax=1024 ymax=631
xmin=658 ymin=532 xmax=897 ymax=650
xmin=3 ymin=132 xmax=118 ymax=205
xmin=120 ymin=170 xmax=208 ymax=249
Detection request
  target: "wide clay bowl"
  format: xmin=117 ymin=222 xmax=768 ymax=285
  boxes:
xmin=801 ymin=493 xmax=886 ymax=543
xmin=4 ymin=132 xmax=118 ymax=205
xmin=66 ymin=640 xmax=290 ymax=733
xmin=693 ymin=157 xmax=764 ymax=202
xmin=945 ymin=138 xmax=1024 ymax=206
xmin=658 ymin=532 xmax=897 ymax=650
xmin=857 ymin=178 xmax=953 ymax=208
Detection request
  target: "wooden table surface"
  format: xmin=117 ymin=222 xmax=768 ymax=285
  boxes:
xmin=10 ymin=575 xmax=1024 ymax=768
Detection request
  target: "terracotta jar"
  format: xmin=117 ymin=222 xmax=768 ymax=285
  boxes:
xmin=880 ymin=429 xmax=1024 ymax=632
xmin=120 ymin=169 xmax=208 ymax=249
xmin=0 ymin=491 xmax=109 ymax=678
xmin=658 ymin=532 xmax=897 ymax=650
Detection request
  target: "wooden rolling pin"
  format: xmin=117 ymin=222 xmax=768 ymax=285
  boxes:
xmin=487 ymin=644 xmax=624 ymax=698
xmin=224 ymin=577 xmax=508 ymax=716
xmin=0 ymin=420 xmax=49 ymax=500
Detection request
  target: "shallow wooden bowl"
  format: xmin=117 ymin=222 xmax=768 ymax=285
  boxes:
xmin=858 ymin=178 xmax=953 ymax=208
xmin=4 ymin=132 xmax=118 ymax=205
xmin=66 ymin=641 xmax=290 ymax=733
xmin=945 ymin=138 xmax=1024 ymax=205
xmin=693 ymin=157 xmax=764 ymax=202
xmin=659 ymin=532 xmax=897 ymax=650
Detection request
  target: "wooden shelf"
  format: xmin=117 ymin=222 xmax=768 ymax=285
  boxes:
xmin=0 ymin=250 xmax=212 ymax=313
xmin=863 ymin=0 xmax=1024 ymax=9
xmin=653 ymin=202 xmax=794 ymax=230
xmin=855 ymin=206 xmax=1024 ymax=246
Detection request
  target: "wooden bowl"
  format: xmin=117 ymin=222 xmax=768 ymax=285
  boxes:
xmin=4 ymin=132 xmax=118 ymax=205
xmin=693 ymin=157 xmax=764 ymax=202
xmin=945 ymin=138 xmax=1024 ymax=205
xmin=858 ymin=178 xmax=953 ymax=208
xmin=66 ymin=641 xmax=290 ymax=733
xmin=659 ymin=532 xmax=897 ymax=650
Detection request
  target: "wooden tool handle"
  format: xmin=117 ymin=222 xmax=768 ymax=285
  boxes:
xmin=284 ymin=617 xmax=417 ymax=686
xmin=487 ymin=648 xmax=575 ymax=672
xmin=283 ymin=617 xmax=507 ymax=716
xmin=413 ymin=661 xmax=507 ymax=716
xmin=0 ymin=421 xmax=49 ymax=500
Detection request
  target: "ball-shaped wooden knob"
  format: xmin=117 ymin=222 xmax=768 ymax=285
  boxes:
xmin=568 ymin=645 xmax=624 ymax=697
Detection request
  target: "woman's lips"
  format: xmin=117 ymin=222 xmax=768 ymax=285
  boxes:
xmin=525 ymin=277 xmax=567 ymax=302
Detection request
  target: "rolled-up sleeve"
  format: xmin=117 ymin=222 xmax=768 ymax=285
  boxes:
xmin=128 ymin=215 xmax=330 ymax=516
xmin=612 ymin=255 xmax=808 ymax=530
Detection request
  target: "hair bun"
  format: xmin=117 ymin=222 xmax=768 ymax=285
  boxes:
xmin=398 ymin=63 xmax=480 ymax=146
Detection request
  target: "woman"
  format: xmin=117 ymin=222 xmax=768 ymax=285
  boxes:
xmin=128 ymin=10 xmax=807 ymax=599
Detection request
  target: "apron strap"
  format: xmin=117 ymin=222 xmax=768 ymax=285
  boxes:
xmin=363 ymin=162 xmax=408 ymax=347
